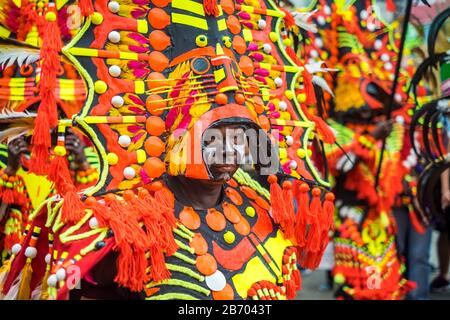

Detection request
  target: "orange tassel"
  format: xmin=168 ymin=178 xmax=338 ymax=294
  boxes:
xmin=408 ymin=206 xmax=426 ymax=235
xmin=305 ymin=188 xmax=322 ymax=253
xmin=78 ymin=0 xmax=94 ymax=16
xmin=268 ymin=175 xmax=285 ymax=225
xmin=322 ymin=192 xmax=335 ymax=231
xmin=48 ymin=153 xmax=72 ymax=194
xmin=61 ymin=189 xmax=85 ymax=223
xmin=302 ymin=68 xmax=317 ymax=105
xmin=294 ymin=181 xmax=309 ymax=247
xmin=282 ymin=181 xmax=295 ymax=239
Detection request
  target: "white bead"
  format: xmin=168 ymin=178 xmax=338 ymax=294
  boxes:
xmin=205 ymin=270 xmax=226 ymax=291
xmin=367 ymin=23 xmax=376 ymax=32
xmin=108 ymin=31 xmax=121 ymax=43
xmin=11 ymin=243 xmax=21 ymax=255
xmin=108 ymin=65 xmax=121 ymax=77
xmin=89 ymin=217 xmax=99 ymax=229
xmin=395 ymin=115 xmax=405 ymax=124
xmin=258 ymin=19 xmax=267 ymax=29
xmin=123 ymin=166 xmax=135 ymax=179
xmin=374 ymin=39 xmax=383 ymax=50
xmin=262 ymin=43 xmax=272 ymax=54
xmin=25 ymin=247 xmax=37 ymax=259
xmin=314 ymin=38 xmax=323 ymax=48
xmin=108 ymin=1 xmax=120 ymax=13
xmin=118 ymin=135 xmax=131 ymax=148
xmin=278 ymin=101 xmax=288 ymax=111
xmin=381 ymin=54 xmax=390 ymax=62
xmin=360 ymin=10 xmax=368 ymax=20
xmin=111 ymin=95 xmax=124 ymax=108
xmin=384 ymin=62 xmax=393 ymax=71
xmin=317 ymin=16 xmax=326 ymax=25
xmin=274 ymin=77 xmax=283 ymax=87
xmin=310 ymin=50 xmax=319 ymax=58
xmin=395 ymin=93 xmax=402 ymax=102
xmin=289 ymin=160 xmax=297 ymax=169
xmin=285 ymin=135 xmax=294 ymax=145
xmin=56 ymin=268 xmax=66 ymax=281
xmin=47 ymin=275 xmax=58 ymax=288
xmin=45 ymin=253 xmax=52 ymax=265
xmin=323 ymin=5 xmax=331 ymax=15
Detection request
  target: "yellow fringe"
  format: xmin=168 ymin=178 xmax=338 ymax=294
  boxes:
xmin=17 ymin=258 xmax=32 ymax=300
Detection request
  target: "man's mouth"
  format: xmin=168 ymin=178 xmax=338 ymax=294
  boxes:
xmin=213 ymin=164 xmax=237 ymax=172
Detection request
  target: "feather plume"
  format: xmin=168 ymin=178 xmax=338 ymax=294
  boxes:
xmin=292 ymin=10 xmax=318 ymax=33
xmin=0 ymin=110 xmax=36 ymax=144
xmin=0 ymin=39 xmax=40 ymax=68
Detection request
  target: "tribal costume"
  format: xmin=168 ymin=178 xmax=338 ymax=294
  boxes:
xmin=0 ymin=0 xmax=335 ymax=300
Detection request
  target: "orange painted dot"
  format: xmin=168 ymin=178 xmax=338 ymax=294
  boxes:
xmin=143 ymin=157 xmax=166 ymax=178
xmin=254 ymin=102 xmax=265 ymax=114
xmin=146 ymin=116 xmax=165 ymax=136
xmin=206 ymin=208 xmax=226 ymax=232
xmin=147 ymin=72 xmax=168 ymax=90
xmin=235 ymin=93 xmax=245 ymax=105
xmin=227 ymin=178 xmax=238 ymax=188
xmin=212 ymin=283 xmax=235 ymax=300
xmin=149 ymin=30 xmax=171 ymax=51
xmin=258 ymin=115 xmax=270 ymax=131
xmin=255 ymin=196 xmax=270 ymax=211
xmin=239 ymin=56 xmax=254 ymax=77
xmin=220 ymin=0 xmax=235 ymax=14
xmin=190 ymin=233 xmax=208 ymax=255
xmin=234 ymin=217 xmax=250 ymax=236
xmin=151 ymin=0 xmax=171 ymax=8
xmin=149 ymin=51 xmax=169 ymax=72
xmin=215 ymin=93 xmax=228 ymax=105
xmin=148 ymin=8 xmax=171 ymax=30
xmin=196 ymin=253 xmax=217 ymax=276
xmin=225 ymin=187 xmax=243 ymax=206
xmin=232 ymin=35 xmax=247 ymax=55
xmin=179 ymin=207 xmax=201 ymax=230
xmin=226 ymin=15 xmax=241 ymax=35
xmin=222 ymin=202 xmax=241 ymax=224
xmin=146 ymin=94 xmax=166 ymax=115
xmin=144 ymin=136 xmax=165 ymax=157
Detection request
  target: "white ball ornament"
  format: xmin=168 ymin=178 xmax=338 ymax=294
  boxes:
xmin=56 ymin=268 xmax=66 ymax=281
xmin=263 ymin=43 xmax=272 ymax=54
xmin=108 ymin=1 xmax=120 ymax=13
xmin=111 ymin=95 xmax=124 ymax=108
xmin=108 ymin=65 xmax=121 ymax=77
xmin=47 ymin=275 xmax=58 ymax=288
xmin=11 ymin=243 xmax=21 ymax=255
xmin=108 ymin=31 xmax=121 ymax=43
xmin=278 ymin=101 xmax=288 ymax=111
xmin=25 ymin=247 xmax=37 ymax=259
xmin=274 ymin=77 xmax=283 ymax=87
xmin=118 ymin=135 xmax=131 ymax=148
xmin=89 ymin=217 xmax=99 ymax=229
xmin=258 ymin=19 xmax=267 ymax=29
xmin=123 ymin=167 xmax=136 ymax=179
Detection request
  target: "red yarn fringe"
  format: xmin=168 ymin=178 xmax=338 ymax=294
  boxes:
xmin=203 ymin=0 xmax=219 ymax=16
xmin=78 ymin=0 xmax=94 ymax=16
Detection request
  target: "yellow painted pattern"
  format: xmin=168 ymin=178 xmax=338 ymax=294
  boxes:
xmin=171 ymin=13 xmax=208 ymax=30
xmin=18 ymin=169 xmax=54 ymax=210
xmin=172 ymin=0 xmax=206 ymax=16
xmin=263 ymin=230 xmax=293 ymax=270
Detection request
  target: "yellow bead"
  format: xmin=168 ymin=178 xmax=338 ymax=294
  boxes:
xmin=45 ymin=12 xmax=57 ymax=22
xmin=107 ymin=153 xmax=119 ymax=165
xmin=91 ymin=12 xmax=104 ymax=25
xmin=285 ymin=90 xmax=294 ymax=100
xmin=224 ymin=231 xmax=235 ymax=244
xmin=282 ymin=38 xmax=292 ymax=46
xmin=307 ymin=149 xmax=312 ymax=157
xmin=269 ymin=32 xmax=278 ymax=42
xmin=245 ymin=206 xmax=256 ymax=217
xmin=279 ymin=148 xmax=287 ymax=159
xmin=54 ymin=146 xmax=66 ymax=156
xmin=297 ymin=93 xmax=306 ymax=103
xmin=334 ymin=273 xmax=345 ymax=284
xmin=94 ymin=81 xmax=108 ymax=94
xmin=296 ymin=149 xmax=306 ymax=158
xmin=308 ymin=131 xmax=315 ymax=140
xmin=136 ymin=149 xmax=147 ymax=164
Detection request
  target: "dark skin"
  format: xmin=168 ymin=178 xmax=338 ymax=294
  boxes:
xmin=166 ymin=124 xmax=244 ymax=210
xmin=4 ymin=129 xmax=89 ymax=176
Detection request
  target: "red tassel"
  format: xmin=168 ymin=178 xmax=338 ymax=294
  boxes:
xmin=292 ymin=269 xmax=302 ymax=290
xmin=285 ymin=279 xmax=296 ymax=299
xmin=282 ymin=181 xmax=295 ymax=239
xmin=294 ymin=181 xmax=309 ymax=247
xmin=306 ymin=188 xmax=322 ymax=253
xmin=386 ymin=0 xmax=396 ymax=12
xmin=302 ymin=68 xmax=317 ymax=105
xmin=48 ymin=154 xmax=72 ymax=194
xmin=408 ymin=206 xmax=426 ymax=235
xmin=203 ymin=0 xmax=219 ymax=16
xmin=268 ymin=175 xmax=285 ymax=225
xmin=61 ymin=189 xmax=85 ymax=223
xmin=78 ymin=0 xmax=94 ymax=16
xmin=322 ymin=192 xmax=335 ymax=231
xmin=279 ymin=8 xmax=295 ymax=28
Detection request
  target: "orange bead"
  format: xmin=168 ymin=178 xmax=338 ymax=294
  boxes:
xmin=240 ymin=186 xmax=257 ymax=200
xmin=138 ymin=188 xmax=150 ymax=199
xmin=212 ymin=284 xmax=234 ymax=300
xmin=149 ymin=51 xmax=169 ymax=72
xmin=226 ymin=15 xmax=241 ymax=35
xmin=147 ymin=180 xmax=163 ymax=191
xmin=239 ymin=56 xmax=254 ymax=77
xmin=146 ymin=116 xmax=165 ymax=136
xmin=225 ymin=187 xmax=243 ymax=206
xmin=179 ymin=207 xmax=201 ymax=230
xmin=255 ymin=196 xmax=270 ymax=211
xmin=144 ymin=136 xmax=165 ymax=157
xmin=146 ymin=94 xmax=166 ymax=116
xmin=148 ymin=8 xmax=170 ymax=30
xmin=190 ymin=233 xmax=208 ymax=255
xmin=267 ymin=175 xmax=277 ymax=184
xmin=147 ymin=72 xmax=168 ymax=90
xmin=143 ymin=157 xmax=166 ymax=178
xmin=220 ymin=0 xmax=235 ymax=14
xmin=235 ymin=93 xmax=245 ymax=105
xmin=152 ymin=0 xmax=171 ymax=8
xmin=254 ymin=102 xmax=265 ymax=114
xmin=227 ymin=178 xmax=238 ymax=188
xmin=122 ymin=190 xmax=135 ymax=201
xmin=104 ymin=193 xmax=116 ymax=203
xmin=300 ymin=183 xmax=310 ymax=193
xmin=196 ymin=253 xmax=217 ymax=276
xmin=206 ymin=208 xmax=226 ymax=232
xmin=258 ymin=115 xmax=270 ymax=131
xmin=149 ymin=30 xmax=171 ymax=51
xmin=222 ymin=202 xmax=241 ymax=224
xmin=85 ymin=196 xmax=97 ymax=206
xmin=215 ymin=93 xmax=228 ymax=105
xmin=232 ymin=35 xmax=247 ymax=55
xmin=282 ymin=180 xmax=292 ymax=190
xmin=234 ymin=217 xmax=250 ymax=236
